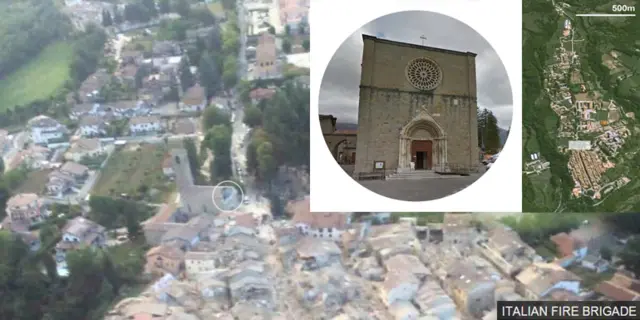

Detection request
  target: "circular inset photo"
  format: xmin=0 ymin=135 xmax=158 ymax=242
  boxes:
xmin=318 ymin=11 xmax=513 ymax=201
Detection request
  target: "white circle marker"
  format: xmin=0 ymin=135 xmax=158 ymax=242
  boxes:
xmin=212 ymin=180 xmax=245 ymax=213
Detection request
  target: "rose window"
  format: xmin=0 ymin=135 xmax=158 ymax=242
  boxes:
xmin=405 ymin=57 xmax=442 ymax=91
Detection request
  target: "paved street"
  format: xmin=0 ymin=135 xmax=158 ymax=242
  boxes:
xmin=225 ymin=0 xmax=269 ymax=216
xmin=358 ymin=174 xmax=483 ymax=201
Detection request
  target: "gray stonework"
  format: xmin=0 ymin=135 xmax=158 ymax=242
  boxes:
xmin=354 ymin=35 xmax=479 ymax=174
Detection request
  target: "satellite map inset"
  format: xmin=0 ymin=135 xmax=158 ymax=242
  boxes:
xmin=523 ymin=0 xmax=640 ymax=212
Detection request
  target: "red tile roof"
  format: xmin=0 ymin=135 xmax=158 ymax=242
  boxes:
xmin=288 ymin=197 xmax=350 ymax=229
xmin=249 ymin=88 xmax=276 ymax=100
xmin=550 ymin=232 xmax=584 ymax=257
xmin=595 ymin=281 xmax=640 ymax=301
xmin=235 ymin=213 xmax=258 ymax=228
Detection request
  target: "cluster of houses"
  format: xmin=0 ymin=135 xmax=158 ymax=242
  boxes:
xmin=0 ymin=192 xmax=108 ymax=278
xmin=45 ymin=161 xmax=91 ymax=199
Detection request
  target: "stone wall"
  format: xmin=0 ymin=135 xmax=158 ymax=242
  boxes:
xmin=354 ymin=36 xmax=479 ymax=173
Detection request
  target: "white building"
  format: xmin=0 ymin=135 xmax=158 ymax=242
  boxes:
xmin=55 ymin=217 xmax=106 ymax=274
xmin=129 ymin=116 xmax=163 ymax=134
xmin=29 ymin=115 xmax=67 ymax=145
xmin=70 ymin=103 xmax=109 ymax=120
xmin=78 ymin=116 xmax=107 ymax=137
xmin=46 ymin=171 xmax=75 ymax=198
xmin=6 ymin=193 xmax=47 ymax=226
xmin=185 ymin=251 xmax=217 ymax=278
xmin=288 ymin=197 xmax=351 ymax=239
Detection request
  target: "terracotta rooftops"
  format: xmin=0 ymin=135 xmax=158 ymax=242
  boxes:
xmin=550 ymin=232 xmax=585 ymax=257
xmin=288 ymin=197 xmax=350 ymax=229
xmin=146 ymin=245 xmax=185 ymax=260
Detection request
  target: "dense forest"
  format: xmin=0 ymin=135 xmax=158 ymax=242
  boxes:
xmin=0 ymin=0 xmax=72 ymax=78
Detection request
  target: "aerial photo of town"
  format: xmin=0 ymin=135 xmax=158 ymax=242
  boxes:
xmin=523 ymin=0 xmax=640 ymax=212
xmin=0 ymin=0 xmax=314 ymax=318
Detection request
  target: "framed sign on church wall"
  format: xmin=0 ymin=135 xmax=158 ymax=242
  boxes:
xmin=373 ymin=161 xmax=385 ymax=170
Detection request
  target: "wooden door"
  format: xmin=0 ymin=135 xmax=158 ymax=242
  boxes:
xmin=411 ymin=140 xmax=433 ymax=169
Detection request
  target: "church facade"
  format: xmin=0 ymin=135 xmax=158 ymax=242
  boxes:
xmin=354 ymin=35 xmax=480 ymax=175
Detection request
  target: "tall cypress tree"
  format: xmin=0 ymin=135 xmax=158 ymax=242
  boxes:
xmin=478 ymin=108 xmax=501 ymax=154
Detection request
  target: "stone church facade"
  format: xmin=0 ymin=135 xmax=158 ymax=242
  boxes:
xmin=354 ymin=34 xmax=479 ymax=175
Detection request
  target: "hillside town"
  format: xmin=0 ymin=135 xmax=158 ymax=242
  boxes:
xmin=0 ymin=0 xmax=310 ymax=318
xmin=524 ymin=16 xmax=633 ymax=201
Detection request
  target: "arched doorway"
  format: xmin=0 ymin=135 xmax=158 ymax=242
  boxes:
xmin=333 ymin=139 xmax=356 ymax=164
xmin=398 ymin=113 xmax=446 ymax=171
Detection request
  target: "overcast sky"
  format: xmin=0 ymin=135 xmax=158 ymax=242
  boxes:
xmin=319 ymin=11 xmax=513 ymax=129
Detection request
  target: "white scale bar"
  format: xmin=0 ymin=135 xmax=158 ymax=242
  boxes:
xmin=576 ymin=13 xmax=636 ymax=17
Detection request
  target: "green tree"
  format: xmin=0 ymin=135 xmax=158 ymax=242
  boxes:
xmin=237 ymin=80 xmax=253 ymax=106
xmin=183 ymin=138 xmax=202 ymax=183
xmin=39 ymin=223 xmax=60 ymax=246
xmin=204 ymin=28 xmax=222 ymax=52
xmin=600 ymin=246 xmax=612 ymax=261
xmin=268 ymin=25 xmax=275 ymax=34
xmin=101 ymin=10 xmax=113 ymax=27
xmin=256 ymin=140 xmax=277 ymax=183
xmin=261 ymin=82 xmax=310 ymax=166
xmin=126 ymin=215 xmax=143 ymax=240
xmin=221 ymin=27 xmax=239 ymax=56
xmin=478 ymin=108 xmax=501 ymax=154
xmin=222 ymin=56 xmax=238 ymax=90
xmin=0 ymin=158 xmax=4 ymax=174
xmin=179 ymin=56 xmax=195 ymax=91
xmin=190 ymin=8 xmax=217 ymax=26
xmin=141 ymin=0 xmax=158 ymax=16
xmin=123 ymin=3 xmax=151 ymax=22
xmin=618 ymin=238 xmax=640 ymax=276
xmin=302 ymin=39 xmax=310 ymax=52
xmin=113 ymin=7 xmax=123 ymax=24
xmin=198 ymin=53 xmax=221 ymax=98
xmin=282 ymin=39 xmax=292 ymax=54
xmin=205 ymin=125 xmax=233 ymax=182
xmin=243 ymin=106 xmax=263 ymax=128
xmin=221 ymin=0 xmax=236 ymax=11
xmin=202 ymin=105 xmax=231 ymax=130
xmin=158 ymin=0 xmax=171 ymax=14
xmin=284 ymin=24 xmax=291 ymax=35
xmin=268 ymin=193 xmax=284 ymax=218
xmin=173 ymin=0 xmax=191 ymax=17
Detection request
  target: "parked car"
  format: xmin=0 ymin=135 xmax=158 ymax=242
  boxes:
xmin=485 ymin=153 xmax=500 ymax=169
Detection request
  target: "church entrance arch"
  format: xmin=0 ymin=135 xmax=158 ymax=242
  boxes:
xmin=398 ymin=113 xmax=447 ymax=172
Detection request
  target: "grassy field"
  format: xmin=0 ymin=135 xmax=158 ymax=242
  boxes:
xmin=0 ymin=42 xmax=73 ymax=111
xmin=92 ymin=144 xmax=172 ymax=202
xmin=15 ymin=170 xmax=53 ymax=194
